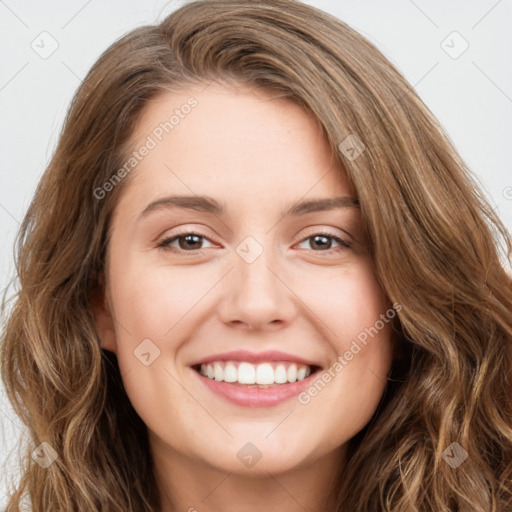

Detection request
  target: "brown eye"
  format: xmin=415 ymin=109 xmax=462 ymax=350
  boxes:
xmin=157 ymin=232 xmax=215 ymax=252
xmin=297 ymin=233 xmax=351 ymax=252
xmin=156 ymin=231 xmax=351 ymax=255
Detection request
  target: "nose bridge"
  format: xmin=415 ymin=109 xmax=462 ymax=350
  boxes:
xmin=237 ymin=234 xmax=277 ymax=288
xmin=221 ymin=233 xmax=294 ymax=329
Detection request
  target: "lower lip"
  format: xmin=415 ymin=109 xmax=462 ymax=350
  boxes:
xmin=192 ymin=368 xmax=318 ymax=407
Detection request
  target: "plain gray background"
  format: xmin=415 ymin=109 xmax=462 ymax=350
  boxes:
xmin=1 ymin=0 xmax=511 ymax=506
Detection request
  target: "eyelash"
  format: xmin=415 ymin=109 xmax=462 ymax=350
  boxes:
xmin=156 ymin=230 xmax=352 ymax=255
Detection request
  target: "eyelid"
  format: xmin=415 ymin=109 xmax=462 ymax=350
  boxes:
xmin=154 ymin=224 xmax=216 ymax=243
xmin=299 ymin=225 xmax=354 ymax=243
xmin=158 ymin=224 xmax=352 ymax=243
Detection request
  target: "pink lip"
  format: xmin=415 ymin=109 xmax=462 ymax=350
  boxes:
xmin=189 ymin=350 xmax=320 ymax=367
xmin=191 ymin=368 xmax=319 ymax=407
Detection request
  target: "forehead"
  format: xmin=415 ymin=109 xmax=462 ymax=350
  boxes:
xmin=116 ymin=82 xmax=354 ymax=218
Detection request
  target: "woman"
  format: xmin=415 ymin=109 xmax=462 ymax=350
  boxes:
xmin=2 ymin=0 xmax=511 ymax=510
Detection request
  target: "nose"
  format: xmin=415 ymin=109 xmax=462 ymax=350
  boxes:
xmin=217 ymin=239 xmax=297 ymax=332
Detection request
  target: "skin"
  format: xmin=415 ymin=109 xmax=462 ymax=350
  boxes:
xmin=92 ymin=81 xmax=395 ymax=512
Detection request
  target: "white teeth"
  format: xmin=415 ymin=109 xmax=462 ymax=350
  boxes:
xmin=297 ymin=366 xmax=306 ymax=381
xmin=213 ymin=362 xmax=223 ymax=381
xmin=198 ymin=361 xmax=314 ymax=385
xmin=287 ymin=364 xmax=297 ymax=383
xmin=255 ymin=363 xmax=274 ymax=385
xmin=274 ymin=364 xmax=288 ymax=383
xmin=224 ymin=362 xmax=238 ymax=383
xmin=238 ymin=362 xmax=256 ymax=384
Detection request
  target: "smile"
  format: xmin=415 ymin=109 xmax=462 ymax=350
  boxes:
xmin=194 ymin=361 xmax=317 ymax=387
xmin=189 ymin=350 xmax=323 ymax=406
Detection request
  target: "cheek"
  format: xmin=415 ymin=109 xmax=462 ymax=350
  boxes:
xmin=331 ymin=264 xmax=394 ymax=382
xmin=110 ymin=259 xmax=211 ymax=336
xmin=303 ymin=260 xmax=390 ymax=345
xmin=107 ymin=259 xmax=220 ymax=394
xmin=296 ymin=262 xmax=394 ymax=423
xmin=106 ymin=261 xmax=206 ymax=433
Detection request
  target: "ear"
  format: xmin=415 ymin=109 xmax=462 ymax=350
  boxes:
xmin=90 ymin=272 xmax=118 ymax=354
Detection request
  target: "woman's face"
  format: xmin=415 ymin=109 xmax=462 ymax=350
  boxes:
xmin=93 ymin=82 xmax=395 ymax=476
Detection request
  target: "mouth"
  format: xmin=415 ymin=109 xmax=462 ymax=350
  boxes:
xmin=188 ymin=350 xmax=324 ymax=407
xmin=190 ymin=360 xmax=322 ymax=407
xmin=191 ymin=361 xmax=323 ymax=388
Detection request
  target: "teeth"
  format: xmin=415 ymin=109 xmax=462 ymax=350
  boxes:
xmin=274 ymin=364 xmax=288 ymax=384
xmin=287 ymin=364 xmax=297 ymax=383
xmin=297 ymin=366 xmax=307 ymax=381
xmin=256 ymin=363 xmax=274 ymax=385
xmin=214 ymin=362 xmax=223 ymax=381
xmin=238 ymin=362 xmax=256 ymax=384
xmin=198 ymin=361 xmax=313 ymax=385
xmin=224 ymin=362 xmax=238 ymax=383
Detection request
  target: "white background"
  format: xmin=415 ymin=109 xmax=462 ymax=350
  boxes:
xmin=1 ymin=0 xmax=511 ymax=507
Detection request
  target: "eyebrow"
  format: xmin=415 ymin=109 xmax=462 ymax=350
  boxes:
xmin=138 ymin=194 xmax=359 ymax=221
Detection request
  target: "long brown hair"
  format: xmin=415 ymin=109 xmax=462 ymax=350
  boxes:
xmin=2 ymin=0 xmax=511 ymax=510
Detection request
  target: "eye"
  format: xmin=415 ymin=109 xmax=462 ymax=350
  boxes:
xmin=157 ymin=230 xmax=352 ymax=254
xmin=157 ymin=232 xmax=216 ymax=253
xmin=296 ymin=232 xmax=351 ymax=253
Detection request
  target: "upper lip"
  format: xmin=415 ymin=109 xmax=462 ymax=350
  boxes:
xmin=189 ymin=350 xmax=322 ymax=368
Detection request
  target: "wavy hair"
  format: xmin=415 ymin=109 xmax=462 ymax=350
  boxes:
xmin=2 ymin=0 xmax=511 ymax=510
